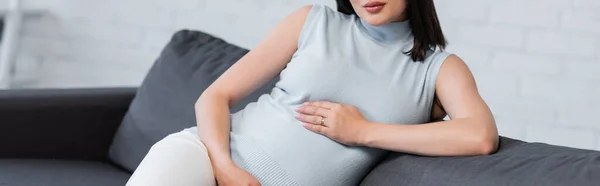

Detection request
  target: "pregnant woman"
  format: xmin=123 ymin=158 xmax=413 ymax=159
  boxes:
xmin=127 ymin=0 xmax=499 ymax=185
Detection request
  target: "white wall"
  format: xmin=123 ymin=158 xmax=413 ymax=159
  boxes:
xmin=12 ymin=0 xmax=331 ymax=87
xmin=10 ymin=0 xmax=600 ymax=150
xmin=436 ymin=0 xmax=600 ymax=150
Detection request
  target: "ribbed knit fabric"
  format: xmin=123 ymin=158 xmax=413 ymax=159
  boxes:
xmin=229 ymin=133 xmax=301 ymax=186
xmin=187 ymin=4 xmax=452 ymax=185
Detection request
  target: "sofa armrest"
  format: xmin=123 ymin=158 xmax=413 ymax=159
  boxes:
xmin=0 ymin=88 xmax=136 ymax=161
xmin=361 ymin=137 xmax=600 ymax=186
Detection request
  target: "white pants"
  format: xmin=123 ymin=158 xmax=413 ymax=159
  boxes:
xmin=126 ymin=130 xmax=217 ymax=186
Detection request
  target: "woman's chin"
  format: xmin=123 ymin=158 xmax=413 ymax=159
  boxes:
xmin=361 ymin=16 xmax=391 ymax=26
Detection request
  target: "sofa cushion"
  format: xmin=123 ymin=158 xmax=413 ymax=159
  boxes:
xmin=0 ymin=159 xmax=130 ymax=186
xmin=360 ymin=136 xmax=600 ymax=186
xmin=109 ymin=30 xmax=278 ymax=172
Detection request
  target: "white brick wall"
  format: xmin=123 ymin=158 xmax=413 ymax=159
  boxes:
xmin=527 ymin=31 xmax=596 ymax=57
xmin=490 ymin=0 xmax=563 ymax=29
xmin=526 ymin=124 xmax=596 ymax=150
xmin=8 ymin=0 xmax=600 ymax=151
xmin=454 ymin=25 xmax=525 ymax=48
xmin=438 ymin=0 xmax=600 ymax=150
xmin=574 ymin=0 xmax=600 ymax=8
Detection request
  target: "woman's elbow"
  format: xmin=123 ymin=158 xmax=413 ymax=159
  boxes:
xmin=470 ymin=117 xmax=499 ymax=155
xmin=195 ymin=89 xmax=235 ymax=109
xmin=195 ymin=92 xmax=210 ymax=109
xmin=473 ymin=128 xmax=499 ymax=155
xmin=476 ymin=136 xmax=498 ymax=155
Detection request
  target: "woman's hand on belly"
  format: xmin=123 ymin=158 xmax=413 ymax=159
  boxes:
xmin=294 ymin=101 xmax=372 ymax=146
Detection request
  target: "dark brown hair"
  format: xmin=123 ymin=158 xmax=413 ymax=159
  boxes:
xmin=336 ymin=0 xmax=447 ymax=62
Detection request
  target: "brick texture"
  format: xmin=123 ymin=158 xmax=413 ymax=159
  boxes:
xmin=526 ymin=125 xmax=596 ymax=150
xmin=10 ymin=0 xmax=600 ymax=150
xmin=491 ymin=51 xmax=562 ymax=75
xmin=492 ymin=116 xmax=526 ymax=140
xmin=527 ymin=30 xmax=597 ymax=58
xmin=490 ymin=0 xmax=562 ymax=29
xmin=574 ymin=0 xmax=600 ymax=8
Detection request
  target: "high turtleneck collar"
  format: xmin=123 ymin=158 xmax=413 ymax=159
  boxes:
xmin=358 ymin=18 xmax=412 ymax=44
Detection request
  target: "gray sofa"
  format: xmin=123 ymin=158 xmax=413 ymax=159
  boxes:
xmin=1 ymin=30 xmax=599 ymax=186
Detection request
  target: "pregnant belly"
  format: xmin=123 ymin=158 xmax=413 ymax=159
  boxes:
xmin=230 ymin=97 xmax=386 ymax=185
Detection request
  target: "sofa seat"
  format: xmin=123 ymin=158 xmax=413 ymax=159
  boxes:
xmin=0 ymin=159 xmax=131 ymax=186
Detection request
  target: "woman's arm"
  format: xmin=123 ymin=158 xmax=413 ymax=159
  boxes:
xmin=296 ymin=55 xmax=498 ymax=157
xmin=361 ymin=55 xmax=498 ymax=156
xmin=194 ymin=5 xmax=313 ymax=182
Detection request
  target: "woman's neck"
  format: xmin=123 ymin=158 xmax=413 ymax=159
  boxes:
xmin=358 ymin=18 xmax=412 ymax=43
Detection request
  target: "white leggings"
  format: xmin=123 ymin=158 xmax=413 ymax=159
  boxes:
xmin=126 ymin=130 xmax=217 ymax=186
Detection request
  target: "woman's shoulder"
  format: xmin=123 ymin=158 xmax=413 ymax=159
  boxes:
xmin=305 ymin=4 xmax=339 ymax=14
xmin=293 ymin=4 xmax=356 ymax=24
xmin=292 ymin=4 xmax=356 ymax=48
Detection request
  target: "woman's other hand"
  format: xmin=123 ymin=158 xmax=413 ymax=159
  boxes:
xmin=214 ymin=164 xmax=261 ymax=186
xmin=295 ymin=101 xmax=372 ymax=146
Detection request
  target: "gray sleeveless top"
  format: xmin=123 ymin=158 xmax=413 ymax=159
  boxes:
xmin=187 ymin=4 xmax=451 ymax=185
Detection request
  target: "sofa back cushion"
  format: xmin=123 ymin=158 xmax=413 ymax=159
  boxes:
xmin=108 ymin=30 xmax=278 ymax=172
xmin=360 ymin=137 xmax=600 ymax=186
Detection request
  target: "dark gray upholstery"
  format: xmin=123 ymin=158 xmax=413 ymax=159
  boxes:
xmin=0 ymin=159 xmax=130 ymax=186
xmin=109 ymin=30 xmax=279 ymax=172
xmin=0 ymin=88 xmax=136 ymax=160
xmin=361 ymin=137 xmax=600 ymax=186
